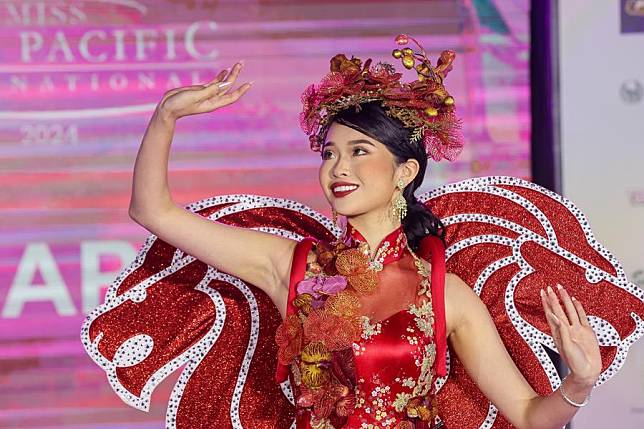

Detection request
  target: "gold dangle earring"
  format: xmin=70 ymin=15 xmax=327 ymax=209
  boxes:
xmin=392 ymin=179 xmax=408 ymax=221
xmin=332 ymin=207 xmax=338 ymax=226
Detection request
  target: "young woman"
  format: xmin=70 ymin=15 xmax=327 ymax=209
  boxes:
xmin=127 ymin=43 xmax=601 ymax=428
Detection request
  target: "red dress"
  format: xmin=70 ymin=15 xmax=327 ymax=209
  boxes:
xmin=276 ymin=223 xmax=447 ymax=428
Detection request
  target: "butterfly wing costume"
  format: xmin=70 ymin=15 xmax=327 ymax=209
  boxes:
xmin=81 ymin=35 xmax=644 ymax=428
xmin=81 ymin=176 xmax=644 ymax=428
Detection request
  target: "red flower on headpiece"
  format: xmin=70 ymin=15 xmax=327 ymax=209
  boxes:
xmin=318 ymin=71 xmax=363 ymax=99
xmin=368 ymin=63 xmax=403 ymax=86
xmin=329 ymin=54 xmax=362 ymax=74
xmin=322 ymin=55 xmax=370 ymax=98
xmin=300 ymin=84 xmax=321 ymax=135
xmin=435 ymin=50 xmax=456 ymax=79
xmin=383 ymin=87 xmax=431 ymax=110
xmin=422 ymin=112 xmax=464 ymax=162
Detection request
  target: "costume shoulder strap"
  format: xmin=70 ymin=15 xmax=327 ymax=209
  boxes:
xmin=275 ymin=236 xmax=318 ymax=383
xmin=419 ymin=234 xmax=447 ymax=377
xmin=287 ymin=237 xmax=317 ymax=315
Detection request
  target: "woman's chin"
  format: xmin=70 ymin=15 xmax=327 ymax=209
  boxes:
xmin=334 ymin=210 xmax=361 ymax=220
xmin=330 ymin=204 xmax=354 ymax=216
xmin=330 ymin=199 xmax=374 ymax=219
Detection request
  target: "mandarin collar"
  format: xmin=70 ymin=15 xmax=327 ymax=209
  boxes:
xmin=341 ymin=222 xmax=408 ymax=269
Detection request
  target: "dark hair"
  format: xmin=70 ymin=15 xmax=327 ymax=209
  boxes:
xmin=327 ymin=101 xmax=445 ymax=251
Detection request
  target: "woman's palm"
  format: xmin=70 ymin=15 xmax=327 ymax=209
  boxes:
xmin=559 ymin=321 xmax=601 ymax=378
xmin=541 ymin=285 xmax=601 ymax=385
xmin=159 ymin=62 xmax=251 ymax=120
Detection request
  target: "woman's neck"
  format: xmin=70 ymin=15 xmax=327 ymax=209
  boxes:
xmin=345 ymin=212 xmax=402 ymax=257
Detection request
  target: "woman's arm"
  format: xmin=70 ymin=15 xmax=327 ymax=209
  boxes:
xmin=129 ymin=62 xmax=296 ymax=317
xmin=444 ymin=274 xmax=600 ymax=429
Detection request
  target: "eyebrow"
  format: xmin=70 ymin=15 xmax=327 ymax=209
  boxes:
xmin=324 ymin=139 xmax=376 ymax=148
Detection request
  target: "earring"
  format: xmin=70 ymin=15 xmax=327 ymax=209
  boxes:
xmin=392 ymin=179 xmax=408 ymax=221
xmin=332 ymin=207 xmax=338 ymax=225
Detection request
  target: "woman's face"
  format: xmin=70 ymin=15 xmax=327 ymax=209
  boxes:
xmin=318 ymin=122 xmax=401 ymax=219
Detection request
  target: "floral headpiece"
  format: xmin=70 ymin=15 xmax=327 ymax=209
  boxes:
xmin=299 ymin=34 xmax=464 ymax=162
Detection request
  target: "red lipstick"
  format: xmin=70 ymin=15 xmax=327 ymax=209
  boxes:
xmin=331 ymin=182 xmax=359 ymax=198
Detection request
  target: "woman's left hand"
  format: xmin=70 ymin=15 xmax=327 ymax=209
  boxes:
xmin=540 ymin=285 xmax=602 ymax=386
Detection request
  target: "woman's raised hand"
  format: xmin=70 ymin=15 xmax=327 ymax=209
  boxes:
xmin=157 ymin=62 xmax=252 ymax=121
xmin=540 ymin=284 xmax=602 ymax=387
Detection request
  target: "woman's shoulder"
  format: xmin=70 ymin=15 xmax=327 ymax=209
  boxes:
xmin=445 ymin=271 xmax=466 ymax=288
xmin=444 ymin=272 xmax=479 ymax=303
xmin=444 ymin=271 xmax=492 ymax=335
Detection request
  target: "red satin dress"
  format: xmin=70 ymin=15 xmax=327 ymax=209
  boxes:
xmin=276 ymin=224 xmax=447 ymax=429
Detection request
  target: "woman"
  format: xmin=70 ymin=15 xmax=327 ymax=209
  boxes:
xmin=127 ymin=38 xmax=601 ymax=428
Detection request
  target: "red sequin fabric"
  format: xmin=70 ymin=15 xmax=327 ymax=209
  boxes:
xmin=82 ymin=177 xmax=644 ymax=429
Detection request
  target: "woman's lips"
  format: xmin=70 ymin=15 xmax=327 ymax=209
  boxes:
xmin=331 ymin=184 xmax=359 ymax=198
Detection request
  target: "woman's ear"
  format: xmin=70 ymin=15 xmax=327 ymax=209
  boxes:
xmin=398 ymin=158 xmax=420 ymax=186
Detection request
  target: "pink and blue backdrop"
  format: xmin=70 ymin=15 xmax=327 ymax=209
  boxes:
xmin=0 ymin=1 xmax=530 ymax=427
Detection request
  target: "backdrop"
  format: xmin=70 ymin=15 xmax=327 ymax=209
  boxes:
xmin=558 ymin=0 xmax=644 ymax=427
xmin=0 ymin=1 xmax=530 ymax=427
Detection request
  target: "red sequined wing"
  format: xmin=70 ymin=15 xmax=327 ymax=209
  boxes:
xmin=420 ymin=176 xmax=644 ymax=429
xmin=81 ymin=195 xmax=336 ymax=429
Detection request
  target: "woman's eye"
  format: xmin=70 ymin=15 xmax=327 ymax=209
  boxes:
xmin=321 ymin=147 xmax=366 ymax=159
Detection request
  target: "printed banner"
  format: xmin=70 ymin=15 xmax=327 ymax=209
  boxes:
xmin=0 ymin=1 xmax=530 ymax=427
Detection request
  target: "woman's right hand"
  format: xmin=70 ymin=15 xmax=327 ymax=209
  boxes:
xmin=157 ymin=62 xmax=252 ymax=121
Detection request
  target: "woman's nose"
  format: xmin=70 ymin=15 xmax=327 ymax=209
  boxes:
xmin=331 ymin=157 xmax=350 ymax=177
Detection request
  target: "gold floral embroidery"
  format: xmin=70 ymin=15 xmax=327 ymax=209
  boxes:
xmin=356 ymin=379 xmax=396 ymax=427
xmin=310 ymin=417 xmax=335 ymax=429
xmin=400 ymin=377 xmax=416 ymax=389
xmin=361 ymin=316 xmax=383 ymax=340
xmin=409 ymin=300 xmax=435 ymax=337
xmin=392 ymin=392 xmax=412 ymax=413
xmin=353 ymin=342 xmax=366 ymax=356
xmin=413 ymin=343 xmax=436 ymax=398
